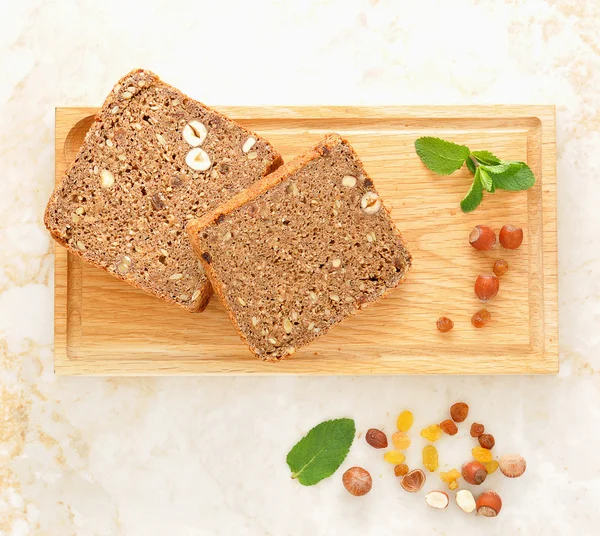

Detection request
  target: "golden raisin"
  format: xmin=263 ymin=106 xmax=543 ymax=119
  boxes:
xmin=472 ymin=447 xmax=493 ymax=463
xmin=436 ymin=316 xmax=454 ymax=332
xmin=450 ymin=402 xmax=469 ymax=423
xmin=397 ymin=410 xmax=414 ymax=432
xmin=384 ymin=450 xmax=406 ymax=465
xmin=394 ymin=463 xmax=409 ymax=477
xmin=422 ymin=445 xmax=439 ymax=472
xmin=478 ymin=433 xmax=495 ymax=450
xmin=471 ymin=309 xmax=491 ymax=328
xmin=391 ymin=431 xmax=411 ymax=450
xmin=439 ymin=469 xmax=461 ymax=483
xmin=470 ymin=422 xmax=485 ymax=437
xmin=440 ymin=419 xmax=458 ymax=436
xmin=448 ymin=480 xmax=459 ymax=490
xmin=420 ymin=424 xmax=443 ymax=442
xmin=493 ymin=259 xmax=509 ymax=276
xmin=483 ymin=460 xmax=499 ymax=474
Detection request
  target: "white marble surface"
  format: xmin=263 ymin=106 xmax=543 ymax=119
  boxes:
xmin=1 ymin=0 xmax=599 ymax=534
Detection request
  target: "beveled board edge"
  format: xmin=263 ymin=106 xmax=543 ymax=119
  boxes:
xmin=53 ymin=105 xmax=558 ymax=375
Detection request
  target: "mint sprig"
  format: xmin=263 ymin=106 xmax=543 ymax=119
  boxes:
xmin=286 ymin=418 xmax=355 ymax=486
xmin=414 ymin=137 xmax=536 ymax=212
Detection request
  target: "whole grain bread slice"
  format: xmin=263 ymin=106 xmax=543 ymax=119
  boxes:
xmin=45 ymin=69 xmax=282 ymax=312
xmin=187 ymin=133 xmax=412 ymax=360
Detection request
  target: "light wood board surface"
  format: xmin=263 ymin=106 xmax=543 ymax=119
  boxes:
xmin=54 ymin=106 xmax=557 ymax=375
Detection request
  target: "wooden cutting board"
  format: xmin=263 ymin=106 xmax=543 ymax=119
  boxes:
xmin=54 ymin=106 xmax=557 ymax=375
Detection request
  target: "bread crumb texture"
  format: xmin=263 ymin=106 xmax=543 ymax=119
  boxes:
xmin=192 ymin=134 xmax=411 ymax=359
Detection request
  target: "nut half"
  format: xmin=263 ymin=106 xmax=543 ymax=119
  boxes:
xmin=361 ymin=192 xmax=382 ymax=215
xmin=186 ymin=148 xmax=211 ymax=171
xmin=456 ymin=489 xmax=477 ymax=513
xmin=401 ymin=469 xmax=425 ymax=492
xmin=342 ymin=175 xmax=357 ymax=188
xmin=242 ymin=136 xmax=257 ymax=153
xmin=100 ymin=169 xmax=115 ymax=188
xmin=424 ymin=491 xmax=449 ymax=509
xmin=182 ymin=120 xmax=208 ymax=147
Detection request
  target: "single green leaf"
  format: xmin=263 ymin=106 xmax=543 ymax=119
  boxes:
xmin=415 ymin=137 xmax=470 ymax=175
xmin=481 ymin=161 xmax=522 ymax=175
xmin=466 ymin=155 xmax=477 ymax=175
xmin=478 ymin=167 xmax=494 ymax=192
xmin=484 ymin=161 xmax=536 ymax=191
xmin=286 ymin=418 xmax=355 ymax=486
xmin=460 ymin=174 xmax=483 ymax=213
xmin=471 ymin=150 xmax=501 ymax=166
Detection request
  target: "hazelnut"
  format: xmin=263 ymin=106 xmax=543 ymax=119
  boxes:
xmin=242 ymin=136 xmax=257 ymax=153
xmin=462 ymin=461 xmax=487 ymax=485
xmin=100 ymin=169 xmax=115 ymax=189
xmin=116 ymin=255 xmax=131 ymax=274
xmin=476 ymin=491 xmax=502 ymax=517
xmin=440 ymin=419 xmax=458 ymax=436
xmin=474 ymin=273 xmax=499 ymax=302
xmin=342 ymin=467 xmax=372 ymax=496
xmin=182 ymin=120 xmax=207 ymax=147
xmin=456 ymin=489 xmax=477 ymax=513
xmin=185 ymin=147 xmax=211 ymax=171
xmin=493 ymin=259 xmax=509 ymax=276
xmin=360 ymin=192 xmax=382 ymax=215
xmin=499 ymin=224 xmax=523 ymax=249
xmin=469 ymin=225 xmax=496 ymax=250
xmin=365 ymin=428 xmax=388 ymax=449
xmin=478 ymin=433 xmax=495 ymax=450
xmin=401 ymin=469 xmax=425 ymax=493
xmin=499 ymin=454 xmax=527 ymax=478
xmin=450 ymin=402 xmax=469 ymax=422
xmin=424 ymin=491 xmax=449 ymax=509
xmin=470 ymin=423 xmax=485 ymax=437
xmin=342 ymin=175 xmax=357 ymax=188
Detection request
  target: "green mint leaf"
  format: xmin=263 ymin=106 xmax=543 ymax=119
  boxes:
xmin=460 ymin=173 xmax=483 ymax=213
xmin=466 ymin=155 xmax=477 ymax=175
xmin=415 ymin=137 xmax=470 ymax=175
xmin=286 ymin=418 xmax=355 ymax=486
xmin=471 ymin=150 xmax=501 ymax=166
xmin=484 ymin=162 xmax=536 ymax=191
xmin=478 ymin=167 xmax=494 ymax=192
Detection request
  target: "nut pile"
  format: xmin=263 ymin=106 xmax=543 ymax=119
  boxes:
xmin=346 ymin=401 xmax=527 ymax=520
xmin=437 ymin=224 xmax=524 ymax=332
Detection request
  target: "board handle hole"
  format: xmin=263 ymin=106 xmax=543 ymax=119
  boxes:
xmin=64 ymin=115 xmax=96 ymax=163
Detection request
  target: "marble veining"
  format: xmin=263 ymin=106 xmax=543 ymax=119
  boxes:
xmin=1 ymin=0 xmax=600 ymax=534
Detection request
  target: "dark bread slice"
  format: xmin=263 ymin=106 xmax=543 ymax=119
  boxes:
xmin=187 ymin=134 xmax=412 ymax=360
xmin=45 ymin=69 xmax=282 ymax=312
